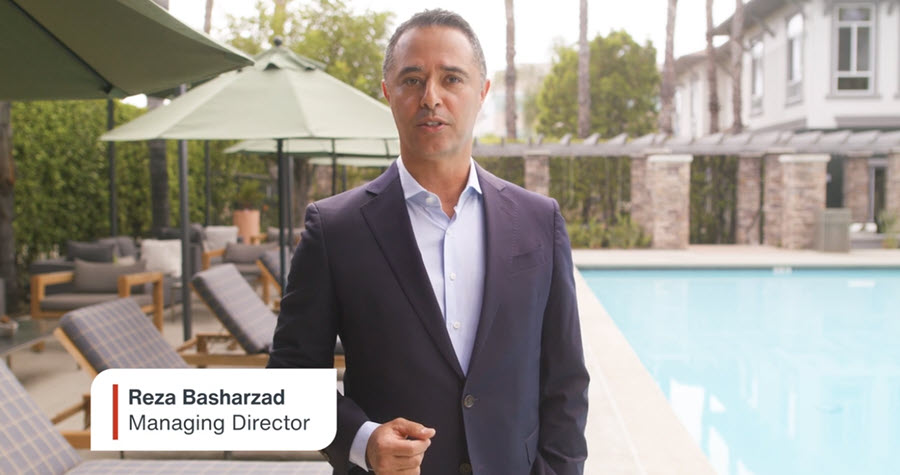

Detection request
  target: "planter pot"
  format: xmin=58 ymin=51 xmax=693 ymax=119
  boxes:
xmin=233 ymin=209 xmax=260 ymax=244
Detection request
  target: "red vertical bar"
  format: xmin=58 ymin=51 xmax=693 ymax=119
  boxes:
xmin=112 ymin=384 xmax=119 ymax=440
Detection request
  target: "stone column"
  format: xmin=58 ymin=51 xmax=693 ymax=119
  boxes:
xmin=647 ymin=155 xmax=692 ymax=249
xmin=314 ymin=165 xmax=332 ymax=196
xmin=779 ymin=154 xmax=829 ymax=249
xmin=763 ymin=155 xmax=783 ymax=247
xmin=887 ymin=153 xmax=900 ymax=218
xmin=843 ymin=156 xmax=869 ymax=222
xmin=736 ymin=156 xmax=762 ymax=245
xmin=523 ymin=154 xmax=550 ymax=196
xmin=629 ymin=156 xmax=651 ymax=234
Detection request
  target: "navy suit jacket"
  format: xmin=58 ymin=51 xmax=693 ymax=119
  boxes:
xmin=269 ymin=163 xmax=589 ymax=474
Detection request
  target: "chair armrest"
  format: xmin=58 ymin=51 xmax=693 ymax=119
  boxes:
xmin=117 ymin=271 xmax=164 ymax=296
xmin=202 ymin=247 xmax=226 ymax=269
xmin=31 ymin=272 xmax=75 ymax=317
xmin=249 ymin=233 xmax=267 ymax=245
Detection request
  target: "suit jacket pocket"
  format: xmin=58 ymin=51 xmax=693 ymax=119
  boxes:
xmin=525 ymin=425 xmax=539 ymax=466
xmin=511 ymin=245 xmax=545 ymax=275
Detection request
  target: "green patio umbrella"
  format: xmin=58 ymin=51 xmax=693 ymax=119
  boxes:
xmin=101 ymin=42 xmax=398 ymax=330
xmin=0 ymin=0 xmax=253 ymax=100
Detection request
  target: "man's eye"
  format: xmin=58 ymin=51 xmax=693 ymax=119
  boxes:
xmin=447 ymin=76 xmax=461 ymax=84
xmin=403 ymin=78 xmax=421 ymax=86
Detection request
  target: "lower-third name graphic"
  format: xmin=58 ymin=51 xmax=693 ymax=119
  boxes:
xmin=129 ymin=414 xmax=312 ymax=435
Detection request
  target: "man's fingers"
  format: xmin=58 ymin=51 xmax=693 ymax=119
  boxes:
xmin=390 ymin=417 xmax=436 ymax=440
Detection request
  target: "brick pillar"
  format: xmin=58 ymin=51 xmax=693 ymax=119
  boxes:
xmin=843 ymin=156 xmax=869 ymax=222
xmin=630 ymin=156 xmax=651 ymax=234
xmin=647 ymin=155 xmax=692 ymax=249
xmin=314 ymin=165 xmax=332 ymax=195
xmin=779 ymin=154 xmax=829 ymax=249
xmin=736 ymin=156 xmax=762 ymax=244
xmin=887 ymin=153 xmax=900 ymax=218
xmin=763 ymin=155 xmax=783 ymax=246
xmin=523 ymin=154 xmax=550 ymax=196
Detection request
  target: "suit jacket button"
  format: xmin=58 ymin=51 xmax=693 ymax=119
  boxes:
xmin=459 ymin=462 xmax=473 ymax=474
xmin=463 ymin=394 xmax=475 ymax=409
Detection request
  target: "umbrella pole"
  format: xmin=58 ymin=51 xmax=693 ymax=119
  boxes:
xmin=204 ymin=141 xmax=211 ymax=226
xmin=277 ymin=139 xmax=287 ymax=289
xmin=107 ymin=99 xmax=117 ymax=236
xmin=287 ymin=154 xmax=294 ymax=249
xmin=331 ymin=140 xmax=337 ymax=196
xmin=178 ymin=87 xmax=192 ymax=341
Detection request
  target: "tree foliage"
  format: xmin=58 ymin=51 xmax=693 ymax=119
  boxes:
xmin=536 ymin=30 xmax=659 ymax=138
xmin=224 ymin=0 xmax=392 ymax=99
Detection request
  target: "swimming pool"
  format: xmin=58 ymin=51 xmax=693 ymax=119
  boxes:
xmin=582 ymin=268 xmax=900 ymax=475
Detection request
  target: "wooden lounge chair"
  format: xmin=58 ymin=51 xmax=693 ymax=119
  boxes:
xmin=0 ymin=362 xmax=330 ymax=472
xmin=190 ymin=264 xmax=344 ymax=369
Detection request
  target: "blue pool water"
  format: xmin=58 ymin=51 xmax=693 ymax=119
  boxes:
xmin=582 ymin=268 xmax=900 ymax=475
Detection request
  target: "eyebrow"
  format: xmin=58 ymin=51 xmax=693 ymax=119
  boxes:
xmin=397 ymin=65 xmax=471 ymax=79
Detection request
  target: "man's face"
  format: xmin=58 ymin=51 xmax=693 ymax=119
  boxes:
xmin=382 ymin=26 xmax=490 ymax=163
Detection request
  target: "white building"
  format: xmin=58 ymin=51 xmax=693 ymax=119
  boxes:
xmin=673 ymin=0 xmax=900 ymax=222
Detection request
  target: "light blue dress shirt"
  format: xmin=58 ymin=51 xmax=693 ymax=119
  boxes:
xmin=349 ymin=157 xmax=486 ymax=469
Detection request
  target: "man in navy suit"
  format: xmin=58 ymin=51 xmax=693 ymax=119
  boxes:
xmin=269 ymin=9 xmax=589 ymax=474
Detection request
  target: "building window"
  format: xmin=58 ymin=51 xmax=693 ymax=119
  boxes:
xmin=786 ymin=13 xmax=803 ymax=103
xmin=750 ymin=39 xmax=764 ymax=113
xmin=834 ymin=4 xmax=874 ymax=93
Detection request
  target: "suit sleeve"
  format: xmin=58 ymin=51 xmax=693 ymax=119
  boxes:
xmin=534 ymin=200 xmax=590 ymax=474
xmin=268 ymin=202 xmax=370 ymax=472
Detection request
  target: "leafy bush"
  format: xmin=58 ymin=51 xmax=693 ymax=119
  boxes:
xmin=566 ymin=214 xmax=650 ymax=249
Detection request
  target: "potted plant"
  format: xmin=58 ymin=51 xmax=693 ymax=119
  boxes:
xmin=233 ymin=181 xmax=265 ymax=244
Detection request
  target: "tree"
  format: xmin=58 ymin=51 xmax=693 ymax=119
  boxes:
xmin=148 ymin=0 xmax=170 ymax=235
xmin=705 ymin=0 xmax=720 ymax=134
xmin=730 ymin=0 xmax=744 ymax=132
xmin=536 ymin=31 xmax=658 ymax=138
xmin=204 ymin=0 xmax=214 ymax=34
xmin=504 ymin=0 xmax=517 ymax=139
xmin=659 ymin=0 xmax=677 ymax=134
xmin=0 ymin=101 xmax=15 ymax=309
xmin=224 ymin=0 xmax=392 ymax=99
xmin=577 ymin=0 xmax=590 ymax=138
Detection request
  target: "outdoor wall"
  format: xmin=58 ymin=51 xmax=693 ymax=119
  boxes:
xmin=736 ymin=156 xmax=762 ymax=244
xmin=630 ymin=156 xmax=651 ymax=234
xmin=763 ymin=155 xmax=784 ymax=246
xmin=647 ymin=155 xmax=692 ymax=249
xmin=843 ymin=156 xmax=869 ymax=222
xmin=778 ymin=154 xmax=829 ymax=249
xmin=887 ymin=153 xmax=900 ymax=218
xmin=523 ymin=154 xmax=550 ymax=196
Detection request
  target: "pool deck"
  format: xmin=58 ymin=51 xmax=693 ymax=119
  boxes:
xmin=8 ymin=245 xmax=898 ymax=473
xmin=573 ymin=245 xmax=900 ymax=474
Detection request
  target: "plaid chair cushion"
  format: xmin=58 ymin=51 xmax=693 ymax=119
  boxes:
xmin=259 ymin=249 xmax=290 ymax=281
xmin=41 ymin=294 xmax=153 ymax=312
xmin=60 ymin=299 xmax=189 ymax=372
xmin=0 ymin=363 xmax=81 ymax=475
xmin=192 ymin=264 xmax=276 ymax=354
xmin=69 ymin=459 xmax=332 ymax=474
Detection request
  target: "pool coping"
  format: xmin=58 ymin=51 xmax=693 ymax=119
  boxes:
xmin=574 ymin=268 xmax=715 ymax=474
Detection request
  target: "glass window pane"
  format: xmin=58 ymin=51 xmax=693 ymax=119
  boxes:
xmin=839 ymin=7 xmax=870 ymax=22
xmin=857 ymin=27 xmax=871 ymax=71
xmin=837 ymin=77 xmax=869 ymax=90
xmin=789 ymin=38 xmax=802 ymax=81
xmin=838 ymin=27 xmax=851 ymax=71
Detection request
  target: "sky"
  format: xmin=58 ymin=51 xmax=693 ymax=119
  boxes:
xmin=127 ymin=0 xmax=737 ymax=107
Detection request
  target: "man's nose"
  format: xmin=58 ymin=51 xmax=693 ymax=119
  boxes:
xmin=419 ymin=80 xmax=441 ymax=110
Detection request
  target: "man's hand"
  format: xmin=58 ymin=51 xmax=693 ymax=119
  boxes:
xmin=366 ymin=417 xmax=436 ymax=474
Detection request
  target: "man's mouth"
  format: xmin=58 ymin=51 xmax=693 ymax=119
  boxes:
xmin=418 ymin=118 xmax=447 ymax=130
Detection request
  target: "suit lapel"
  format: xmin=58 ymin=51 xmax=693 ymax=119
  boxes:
xmin=360 ymin=164 xmax=465 ymax=379
xmin=468 ymin=165 xmax=516 ymax=371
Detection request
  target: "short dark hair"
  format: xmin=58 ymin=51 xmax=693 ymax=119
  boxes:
xmin=382 ymin=9 xmax=487 ymax=81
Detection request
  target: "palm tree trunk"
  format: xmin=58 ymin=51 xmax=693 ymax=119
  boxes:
xmin=659 ymin=0 xmax=678 ymax=135
xmin=204 ymin=0 xmax=214 ymax=34
xmin=730 ymin=0 xmax=744 ymax=133
xmin=504 ymin=0 xmax=517 ymax=139
xmin=706 ymin=0 xmax=720 ymax=134
xmin=0 ymin=101 xmax=16 ymax=309
xmin=577 ymin=0 xmax=590 ymax=138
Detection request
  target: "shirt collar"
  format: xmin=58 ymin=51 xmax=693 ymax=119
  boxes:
xmin=396 ymin=156 xmax=482 ymax=203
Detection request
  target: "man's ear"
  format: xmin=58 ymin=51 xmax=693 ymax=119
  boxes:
xmin=480 ymin=79 xmax=491 ymax=103
xmin=382 ymin=80 xmax=390 ymax=103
